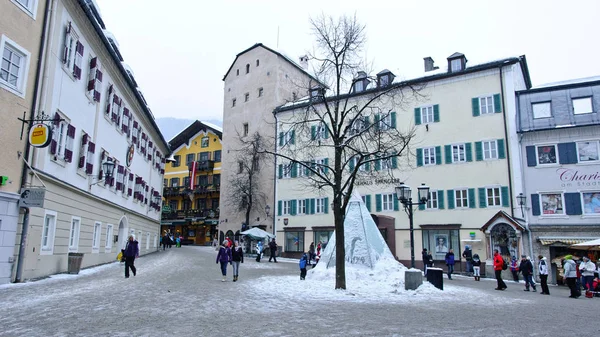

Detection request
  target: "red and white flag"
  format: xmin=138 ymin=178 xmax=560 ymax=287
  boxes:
xmin=190 ymin=161 xmax=197 ymax=189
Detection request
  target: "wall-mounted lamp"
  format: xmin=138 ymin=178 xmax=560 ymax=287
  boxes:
xmin=89 ymin=159 xmax=116 ymax=186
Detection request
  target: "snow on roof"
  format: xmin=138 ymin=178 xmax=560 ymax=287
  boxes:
xmin=102 ymin=30 xmax=120 ymax=48
xmin=202 ymin=121 xmax=222 ymax=133
xmin=534 ymin=75 xmax=600 ymax=89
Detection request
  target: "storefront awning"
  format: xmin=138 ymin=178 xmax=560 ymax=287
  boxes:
xmin=538 ymin=237 xmax=599 ymax=245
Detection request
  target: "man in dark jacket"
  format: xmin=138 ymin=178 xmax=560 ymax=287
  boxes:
xmin=123 ymin=235 xmax=139 ymax=278
xmin=422 ymin=248 xmax=433 ymax=275
xmin=462 ymin=246 xmax=473 ymax=273
xmin=268 ymin=238 xmax=278 ymax=263
xmin=519 ymin=255 xmax=537 ymax=292
xmin=445 ymin=249 xmax=455 ymax=280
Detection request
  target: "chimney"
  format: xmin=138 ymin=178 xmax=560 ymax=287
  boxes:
xmin=299 ymin=55 xmax=308 ymax=70
xmin=424 ymin=57 xmax=438 ymax=72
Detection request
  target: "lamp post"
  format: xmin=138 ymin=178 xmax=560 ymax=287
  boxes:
xmin=90 ymin=159 xmax=116 ymax=186
xmin=516 ymin=193 xmax=527 ymax=218
xmin=395 ymin=182 xmax=430 ymax=269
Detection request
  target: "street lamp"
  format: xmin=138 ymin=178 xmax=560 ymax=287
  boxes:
xmin=90 ymin=159 xmax=116 ymax=186
xmin=395 ymin=182 xmax=430 ymax=269
xmin=265 ymin=205 xmax=271 ymax=218
xmin=516 ymin=193 xmax=527 ymax=217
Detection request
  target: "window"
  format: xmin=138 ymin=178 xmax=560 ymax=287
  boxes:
xmin=452 ymin=144 xmax=466 ymax=163
xmin=238 ymin=161 xmax=244 ymax=174
xmin=199 ymin=151 xmax=210 ymax=161
xmin=1 ymin=36 xmax=30 ymax=96
xmin=422 ymin=229 xmax=459 ymax=258
xmin=170 ymin=178 xmax=179 ymax=187
xmin=13 ymin=0 xmax=38 ymax=16
xmin=450 ymin=58 xmax=462 ymax=72
xmin=68 ymin=217 xmax=81 ymax=252
xmin=426 ymin=190 xmax=438 ymax=209
xmin=379 ymin=114 xmax=392 ymax=131
xmin=258 ymin=87 xmax=263 ymax=97
xmin=583 ymin=192 xmax=600 ymax=215
xmin=146 ymin=233 xmax=150 ymax=250
xmin=236 ymin=69 xmax=239 ymax=76
xmin=315 ymin=198 xmax=325 ymax=214
xmin=354 ymin=80 xmax=363 ymax=92
xmin=573 ymin=97 xmax=593 ymax=115
xmin=298 ymin=199 xmax=307 ymax=215
xmin=479 ymin=96 xmax=494 ymax=115
xmin=487 ymin=187 xmax=501 ymax=206
xmin=381 ymin=193 xmax=394 ymax=211
xmin=380 ymin=154 xmax=394 ymax=170
xmin=105 ymin=224 xmax=113 ymax=250
xmin=536 ymin=145 xmax=557 ymax=165
xmin=423 ymin=147 xmax=436 ymax=166
xmin=243 ymin=123 xmax=249 ymax=136
xmin=283 ymin=200 xmax=292 ymax=215
xmin=285 ymin=230 xmax=304 ymax=252
xmin=244 ymin=93 xmax=249 ymax=102
xmin=183 ymin=177 xmax=190 ymax=188
xmin=577 ymin=141 xmax=599 ymax=162
xmin=163 ymin=179 xmax=168 ymax=187
xmin=92 ymin=222 xmax=101 ymax=251
xmin=62 ymin=23 xmax=83 ymax=79
xmin=186 ymin=153 xmax=195 ymax=165
xmin=252 ymin=156 xmax=260 ymax=171
xmin=246 ymin=64 xmax=250 ymax=74
xmin=232 ymin=98 xmax=236 ymax=107
xmin=256 ymin=59 xmax=260 ymax=67
xmin=172 ymin=155 xmax=180 ymax=167
xmin=378 ymin=74 xmax=390 ymax=87
xmin=292 ymin=92 xmax=297 ymax=101
xmin=540 ymin=193 xmax=564 ymax=215
xmin=483 ymin=140 xmax=498 ymax=160
xmin=201 ymin=137 xmax=209 ymax=148
xmin=421 ymin=106 xmax=434 ymax=124
xmin=41 ymin=210 xmax=57 ymax=254
xmin=349 ymin=118 xmax=367 ymax=135
xmin=532 ymin=102 xmax=551 ymax=119
xmin=314 ymin=230 xmax=333 ymax=249
xmin=455 ymin=189 xmax=468 ymax=208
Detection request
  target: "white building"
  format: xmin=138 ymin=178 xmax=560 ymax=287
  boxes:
xmin=11 ymin=0 xmax=168 ymax=281
xmin=274 ymin=53 xmax=532 ymax=273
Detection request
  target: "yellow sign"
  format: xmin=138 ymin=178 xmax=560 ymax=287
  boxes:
xmin=29 ymin=123 xmax=52 ymax=148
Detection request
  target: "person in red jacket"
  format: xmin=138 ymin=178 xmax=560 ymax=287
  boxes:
xmin=493 ymin=249 xmax=507 ymax=290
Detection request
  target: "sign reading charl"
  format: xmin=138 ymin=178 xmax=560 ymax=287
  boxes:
xmin=28 ymin=123 xmax=52 ymax=148
xmin=557 ymin=168 xmax=600 ymax=187
xmin=126 ymin=144 xmax=134 ymax=167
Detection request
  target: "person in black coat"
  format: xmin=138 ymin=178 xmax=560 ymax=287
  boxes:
xmin=268 ymin=238 xmax=278 ymax=263
xmin=519 ymin=255 xmax=537 ymax=292
xmin=422 ymin=248 xmax=433 ymax=275
xmin=231 ymin=241 xmax=244 ymax=282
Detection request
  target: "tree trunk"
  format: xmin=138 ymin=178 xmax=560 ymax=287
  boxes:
xmin=334 ymin=202 xmax=346 ymax=289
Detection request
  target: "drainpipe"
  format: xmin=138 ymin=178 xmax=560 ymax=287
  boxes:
xmin=14 ymin=0 xmax=53 ymax=283
xmin=272 ymin=109 xmax=278 ymax=235
xmin=498 ymin=66 xmax=514 ymax=218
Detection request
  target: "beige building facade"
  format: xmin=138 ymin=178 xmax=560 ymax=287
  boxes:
xmin=0 ymin=0 xmax=47 ymax=284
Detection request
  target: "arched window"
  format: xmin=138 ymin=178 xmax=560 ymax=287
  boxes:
xmin=490 ymin=223 xmax=519 ymax=258
xmin=256 ymin=59 xmax=259 ymax=67
xmin=246 ymin=64 xmax=250 ymax=74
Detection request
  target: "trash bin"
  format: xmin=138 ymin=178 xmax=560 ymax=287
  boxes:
xmin=426 ymin=267 xmax=443 ymax=290
xmin=68 ymin=252 xmax=84 ymax=274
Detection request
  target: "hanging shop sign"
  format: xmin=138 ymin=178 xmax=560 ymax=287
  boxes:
xmin=126 ymin=144 xmax=135 ymax=167
xmin=28 ymin=123 xmax=52 ymax=148
xmin=19 ymin=188 xmax=46 ymax=208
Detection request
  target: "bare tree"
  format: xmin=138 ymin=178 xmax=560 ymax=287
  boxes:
xmin=225 ymin=132 xmax=271 ymax=232
xmin=266 ymin=14 xmax=424 ymax=289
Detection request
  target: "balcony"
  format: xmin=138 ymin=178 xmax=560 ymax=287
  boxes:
xmin=188 ymin=160 xmax=215 ymax=172
xmin=164 ymin=186 xmax=185 ymax=196
xmin=192 ymin=184 xmax=220 ymax=194
xmin=161 ymin=208 xmax=220 ymax=221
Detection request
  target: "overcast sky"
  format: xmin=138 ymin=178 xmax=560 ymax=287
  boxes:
xmin=95 ymin=0 xmax=600 ymax=121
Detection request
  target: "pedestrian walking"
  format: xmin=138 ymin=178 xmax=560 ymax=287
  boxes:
xmin=308 ymin=242 xmax=315 ymax=265
xmin=519 ymin=255 xmax=537 ymax=292
xmin=123 ymin=234 xmax=139 ymax=278
xmin=462 ymin=245 xmax=473 ymax=274
xmin=162 ymin=232 xmax=169 ymax=250
xmin=422 ymin=248 xmax=433 ymax=275
xmin=444 ymin=249 xmax=455 ymax=280
xmin=255 ymin=241 xmax=263 ymax=262
xmin=216 ymin=240 xmax=232 ymax=282
xmin=510 ymin=256 xmax=519 ymax=282
xmin=299 ymin=252 xmax=308 ymax=280
xmin=176 ymin=236 xmax=181 ymax=248
xmin=472 ymin=253 xmax=482 ymax=281
xmin=563 ymin=255 xmax=580 ymax=298
xmin=231 ymin=240 xmax=244 ymax=282
xmin=493 ymin=249 xmax=507 ymax=290
xmin=579 ymin=256 xmax=596 ymax=291
xmin=212 ymin=236 xmax=218 ymax=248
xmin=538 ymin=255 xmax=550 ymax=295
xmin=268 ymin=238 xmax=278 ymax=263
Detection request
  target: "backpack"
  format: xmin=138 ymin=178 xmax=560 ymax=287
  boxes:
xmin=502 ymin=259 xmax=508 ymax=270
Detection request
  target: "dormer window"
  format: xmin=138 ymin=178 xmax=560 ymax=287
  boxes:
xmin=450 ymin=59 xmax=462 ymax=72
xmin=376 ymin=69 xmax=395 ymax=88
xmin=354 ymin=81 xmax=364 ymax=92
xmin=447 ymin=52 xmax=467 ymax=73
xmin=310 ymin=87 xmax=324 ymax=100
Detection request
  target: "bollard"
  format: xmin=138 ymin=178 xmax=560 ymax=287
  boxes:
xmin=426 ymin=267 xmax=444 ymax=290
xmin=405 ymin=269 xmax=423 ymax=290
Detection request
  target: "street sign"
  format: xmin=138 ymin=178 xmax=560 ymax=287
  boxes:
xmin=19 ymin=188 xmax=46 ymax=208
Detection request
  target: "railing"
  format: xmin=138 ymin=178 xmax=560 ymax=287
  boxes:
xmin=188 ymin=160 xmax=215 ymax=172
xmin=161 ymin=208 xmax=220 ymax=220
xmin=162 ymin=184 xmax=220 ymax=196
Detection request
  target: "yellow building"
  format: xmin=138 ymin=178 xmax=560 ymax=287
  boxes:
xmin=161 ymin=121 xmax=222 ymax=245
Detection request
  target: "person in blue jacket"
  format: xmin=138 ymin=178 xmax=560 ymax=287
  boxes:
xmin=216 ymin=240 xmax=232 ymax=282
xmin=123 ymin=234 xmax=139 ymax=278
xmin=445 ymin=249 xmax=455 ymax=280
xmin=299 ymin=252 xmax=308 ymax=280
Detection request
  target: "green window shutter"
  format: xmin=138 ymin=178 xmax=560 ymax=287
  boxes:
xmin=414 ymin=108 xmax=421 ymax=125
xmin=365 ymin=195 xmax=372 ymax=212
xmin=418 ymin=202 xmax=425 ymax=211
xmin=291 ymin=162 xmax=298 ymax=178
xmin=278 ymin=200 xmax=282 ymax=216
xmin=466 ymin=143 xmax=473 ymax=162
xmin=290 ymin=130 xmax=295 ymax=144
xmin=497 ymin=139 xmax=506 ymax=159
xmin=501 ymin=186 xmax=509 ymax=207
xmin=472 ymin=97 xmax=480 ymax=117
xmin=433 ymin=104 xmax=440 ymax=122
xmin=376 ymin=194 xmax=382 ymax=212
xmin=444 ymin=145 xmax=452 ymax=164
xmin=374 ymin=114 xmax=380 ymax=130
xmin=468 ymin=188 xmax=476 ymax=208
xmin=391 ymin=156 xmax=398 ymax=169
xmin=438 ymin=190 xmax=445 ymax=209
xmin=324 ymin=197 xmax=329 ymax=214
xmin=323 ymin=124 xmax=329 ymax=139
xmin=446 ymin=190 xmax=455 ymax=209
xmin=310 ymin=198 xmax=316 ymax=214
xmin=324 ymin=158 xmax=329 ymax=174
xmin=278 ymin=164 xmax=283 ymax=179
xmin=305 ymin=198 xmax=311 ymax=214
xmin=493 ymin=94 xmax=502 ymax=113
xmin=475 ymin=141 xmax=483 ymax=161
xmin=393 ymin=194 xmax=399 ymax=211
xmin=391 ymin=112 xmax=397 ymax=128
xmin=416 ymin=148 xmax=423 ymax=167
xmin=375 ymin=158 xmax=381 ymax=171
xmin=291 ymin=200 xmax=297 ymax=216
xmin=365 ymin=155 xmax=371 ymax=171
xmin=363 ymin=115 xmax=370 ymax=128
xmin=478 ymin=188 xmax=487 ymax=208
xmin=279 ymin=132 xmax=284 ymax=146
xmin=349 ymin=157 xmax=355 ymax=172
xmin=311 ymin=125 xmax=316 ymax=140
xmin=435 ymin=146 xmax=442 ymax=165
